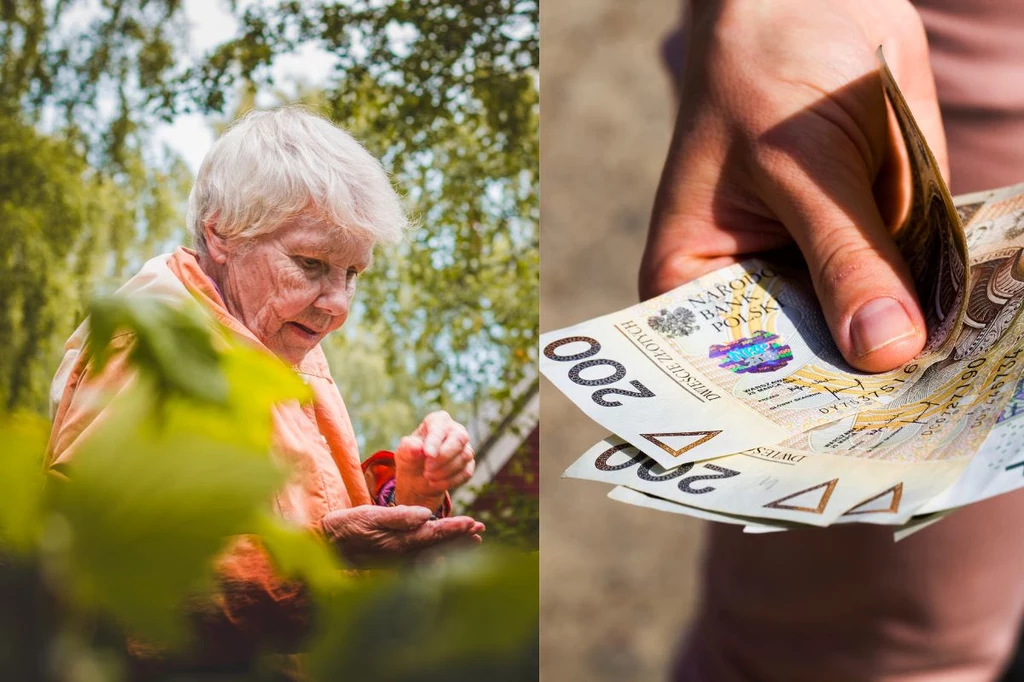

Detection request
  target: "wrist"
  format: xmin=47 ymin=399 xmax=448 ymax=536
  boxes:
xmin=394 ymin=486 xmax=445 ymax=513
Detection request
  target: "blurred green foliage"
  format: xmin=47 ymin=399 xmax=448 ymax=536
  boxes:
xmin=50 ymin=400 xmax=284 ymax=646
xmin=87 ymin=298 xmax=230 ymax=405
xmin=0 ymin=412 xmax=48 ymax=552
xmin=0 ymin=0 xmax=193 ymax=412
xmin=308 ymin=550 xmax=539 ymax=682
xmin=0 ymin=296 xmax=538 ymax=680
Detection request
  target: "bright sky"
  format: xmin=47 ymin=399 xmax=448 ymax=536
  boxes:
xmin=153 ymin=0 xmax=338 ymax=173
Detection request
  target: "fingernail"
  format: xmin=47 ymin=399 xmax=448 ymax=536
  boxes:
xmin=850 ymin=297 xmax=917 ymax=357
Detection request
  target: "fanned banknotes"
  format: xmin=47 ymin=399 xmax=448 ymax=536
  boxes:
xmin=543 ymin=51 xmax=1024 ymax=534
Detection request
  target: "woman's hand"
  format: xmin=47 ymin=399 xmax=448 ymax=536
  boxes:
xmin=394 ymin=411 xmax=476 ymax=511
xmin=320 ymin=505 xmax=484 ymax=567
xmin=643 ymin=0 xmax=946 ymax=372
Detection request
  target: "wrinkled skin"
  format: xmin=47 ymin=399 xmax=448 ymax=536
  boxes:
xmin=320 ymin=505 xmax=484 ymax=568
xmin=202 ymin=216 xmax=372 ymax=366
xmin=643 ymin=0 xmax=947 ymax=372
xmin=200 ymin=216 xmax=481 ymax=562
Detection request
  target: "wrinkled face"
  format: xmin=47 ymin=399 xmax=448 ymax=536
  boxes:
xmin=212 ymin=217 xmax=374 ymax=365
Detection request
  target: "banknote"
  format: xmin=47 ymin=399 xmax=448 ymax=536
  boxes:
xmin=878 ymin=49 xmax=969 ymax=357
xmin=606 ymin=485 xmax=784 ymax=533
xmin=757 ymin=513 xmax=951 ymax=541
xmin=893 ymin=188 xmax=1024 ymax=515
xmin=915 ymin=373 xmax=1024 ymax=513
xmin=610 ymin=483 xmax=950 ymax=541
xmin=562 ymin=187 xmax=1024 ymax=526
xmin=892 ymin=513 xmax=950 ymax=541
xmin=563 ymin=436 xmax=967 ymax=526
xmin=594 ymin=359 xmax=1024 ymax=532
xmin=949 ymin=180 xmax=1024 ymax=364
xmin=742 ymin=524 xmax=788 ymax=535
xmin=780 ymin=336 xmax=1024 ymax=462
xmin=542 ymin=231 xmax=1024 ymax=471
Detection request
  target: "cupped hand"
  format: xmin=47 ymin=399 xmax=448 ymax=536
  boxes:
xmin=320 ymin=505 xmax=484 ymax=567
xmin=642 ymin=0 xmax=947 ymax=372
xmin=394 ymin=411 xmax=476 ymax=511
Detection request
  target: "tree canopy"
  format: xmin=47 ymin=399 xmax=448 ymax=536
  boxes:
xmin=0 ymin=0 xmax=539 ymax=459
xmin=0 ymin=0 xmax=193 ymax=410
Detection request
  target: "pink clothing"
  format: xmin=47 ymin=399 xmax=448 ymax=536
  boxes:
xmin=917 ymin=0 xmax=1024 ymax=194
xmin=667 ymin=2 xmax=1024 ymax=681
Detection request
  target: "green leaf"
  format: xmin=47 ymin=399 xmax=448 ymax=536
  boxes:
xmin=392 ymin=550 xmax=539 ymax=672
xmin=86 ymin=296 xmax=311 ymax=456
xmin=308 ymin=548 xmax=538 ymax=681
xmin=219 ymin=338 xmax=313 ymax=426
xmin=254 ymin=514 xmax=348 ymax=595
xmin=88 ymin=296 xmax=229 ymax=406
xmin=152 ymin=336 xmax=312 ymax=455
xmin=44 ymin=295 xmax=316 ymax=647
xmin=49 ymin=382 xmax=284 ymax=646
xmin=0 ymin=413 xmax=49 ymax=553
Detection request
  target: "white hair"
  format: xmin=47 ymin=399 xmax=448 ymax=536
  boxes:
xmin=187 ymin=107 xmax=408 ymax=254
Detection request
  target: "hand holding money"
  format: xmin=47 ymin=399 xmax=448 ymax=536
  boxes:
xmin=544 ymin=50 xmax=1024 ymax=536
xmin=643 ymin=0 xmax=943 ymax=372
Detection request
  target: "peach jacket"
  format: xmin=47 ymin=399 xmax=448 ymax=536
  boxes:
xmin=45 ymin=247 xmax=396 ymax=663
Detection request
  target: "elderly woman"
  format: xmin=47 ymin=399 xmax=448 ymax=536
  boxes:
xmin=45 ymin=108 xmax=483 ymax=666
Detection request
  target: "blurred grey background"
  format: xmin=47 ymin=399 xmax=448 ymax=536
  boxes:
xmin=539 ymin=1 xmax=704 ymax=680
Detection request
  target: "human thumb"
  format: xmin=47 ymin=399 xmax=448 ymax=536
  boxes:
xmin=759 ymin=150 xmax=927 ymax=373
xmin=396 ymin=435 xmax=426 ymax=463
